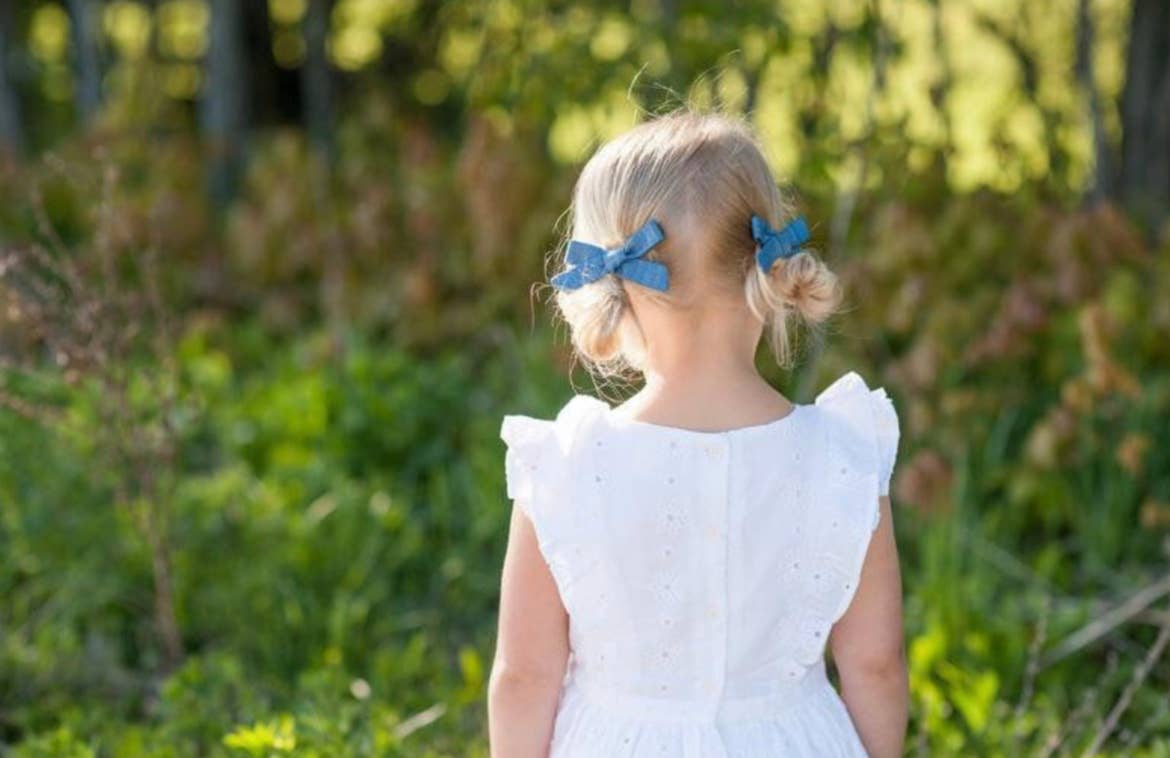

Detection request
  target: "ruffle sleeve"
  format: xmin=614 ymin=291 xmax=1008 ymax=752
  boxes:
xmin=499 ymin=412 xmax=572 ymax=599
xmin=499 ymin=395 xmax=601 ymax=511
xmin=810 ymin=370 xmax=898 ymax=626
xmin=867 ymin=386 xmax=900 ymax=497
xmin=815 ymin=371 xmax=900 ymax=529
xmin=498 ymin=395 xmax=607 ymax=600
xmin=499 ymin=414 xmax=557 ymax=509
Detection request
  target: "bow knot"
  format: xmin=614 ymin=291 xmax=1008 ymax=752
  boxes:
xmin=752 ymin=215 xmax=810 ymax=272
xmin=550 ymin=219 xmax=670 ymax=292
xmin=602 ymin=247 xmax=629 ymax=272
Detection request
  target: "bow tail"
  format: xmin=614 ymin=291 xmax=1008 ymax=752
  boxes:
xmin=565 ymin=240 xmax=604 ymax=267
xmin=622 ymin=220 xmax=666 ymax=255
xmin=550 ymin=269 xmax=587 ymax=290
xmin=616 ymin=259 xmax=669 ymax=291
xmin=756 ymin=238 xmax=786 ymax=272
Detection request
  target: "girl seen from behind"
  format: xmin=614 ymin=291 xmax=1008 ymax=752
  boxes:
xmin=489 ymin=109 xmax=909 ymax=757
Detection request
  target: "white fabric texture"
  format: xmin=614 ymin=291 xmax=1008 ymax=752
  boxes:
xmin=498 ymin=370 xmax=900 ymax=757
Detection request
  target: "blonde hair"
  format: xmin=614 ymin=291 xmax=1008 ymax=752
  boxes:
xmin=549 ymin=109 xmax=842 ymax=378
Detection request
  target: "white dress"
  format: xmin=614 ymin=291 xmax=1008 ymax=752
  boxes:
xmin=499 ymin=371 xmax=900 ymax=757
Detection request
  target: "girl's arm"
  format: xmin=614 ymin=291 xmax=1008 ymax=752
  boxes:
xmin=828 ymin=494 xmax=909 ymax=758
xmin=488 ymin=500 xmax=570 ymax=757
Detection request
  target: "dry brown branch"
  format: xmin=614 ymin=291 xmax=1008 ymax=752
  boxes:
xmin=1119 ymin=692 xmax=1170 ymax=750
xmin=1082 ymin=601 xmax=1170 ymax=756
xmin=0 ymin=387 xmax=58 ymax=422
xmin=1039 ymin=649 xmax=1118 ymax=757
xmin=1042 ymin=573 xmax=1170 ymax=668
xmin=0 ymin=159 xmax=188 ymax=671
xmin=1011 ymin=594 xmax=1051 ymax=753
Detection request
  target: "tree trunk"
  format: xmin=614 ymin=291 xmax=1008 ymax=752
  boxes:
xmin=1076 ymin=0 xmax=1111 ymax=203
xmin=201 ymin=0 xmax=247 ymax=207
xmin=1118 ymin=0 xmax=1170 ymax=238
xmin=242 ymin=0 xmax=299 ymax=124
xmin=302 ymin=0 xmax=335 ymax=163
xmin=927 ymin=0 xmax=954 ymax=178
xmin=0 ymin=0 xmax=24 ymax=156
xmin=66 ymin=0 xmax=102 ymax=123
xmin=144 ymin=500 xmax=183 ymax=671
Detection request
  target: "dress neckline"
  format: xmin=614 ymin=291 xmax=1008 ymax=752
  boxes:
xmin=592 ymin=395 xmax=807 ymax=438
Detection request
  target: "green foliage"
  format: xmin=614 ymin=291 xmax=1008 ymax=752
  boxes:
xmin=1 ymin=319 xmax=526 ymax=754
xmin=5 ymin=263 xmax=1170 ymax=753
xmin=2 ymin=5 xmax=1169 ymax=751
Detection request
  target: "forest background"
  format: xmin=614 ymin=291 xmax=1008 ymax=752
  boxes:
xmin=1 ymin=0 xmax=1169 ymax=755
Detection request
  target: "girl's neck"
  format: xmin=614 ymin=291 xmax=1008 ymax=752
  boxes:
xmin=619 ymin=292 xmax=790 ymax=426
xmin=639 ymin=348 xmax=762 ymax=396
xmin=625 ymin=330 xmax=787 ymax=428
xmin=634 ymin=298 xmax=764 ymax=395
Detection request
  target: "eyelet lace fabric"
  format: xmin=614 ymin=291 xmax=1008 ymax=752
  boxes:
xmin=499 ymin=371 xmax=900 ymax=757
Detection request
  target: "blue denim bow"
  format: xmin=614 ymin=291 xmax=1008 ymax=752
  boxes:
xmin=752 ymin=214 xmax=810 ymax=272
xmin=550 ymin=219 xmax=669 ymax=292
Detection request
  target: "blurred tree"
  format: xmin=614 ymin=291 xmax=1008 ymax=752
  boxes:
xmin=1118 ymin=0 xmax=1169 ymax=236
xmin=242 ymin=0 xmax=299 ymax=124
xmin=65 ymin=0 xmax=102 ymax=122
xmin=302 ymin=0 xmax=334 ymax=163
xmin=1077 ymin=0 xmax=1111 ymax=203
xmin=0 ymin=0 xmax=1148 ymax=218
xmin=928 ymin=0 xmax=955 ymax=158
xmin=201 ymin=0 xmax=247 ymax=207
xmin=1 ymin=166 xmax=190 ymax=670
xmin=0 ymin=0 xmax=23 ymax=155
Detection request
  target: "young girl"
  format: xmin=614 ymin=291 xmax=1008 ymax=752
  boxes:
xmin=489 ymin=111 xmax=908 ymax=757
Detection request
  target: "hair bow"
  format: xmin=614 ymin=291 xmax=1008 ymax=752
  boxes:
xmin=751 ymin=214 xmax=810 ymax=272
xmin=550 ymin=219 xmax=669 ymax=292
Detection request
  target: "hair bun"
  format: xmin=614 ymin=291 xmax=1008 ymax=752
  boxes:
xmin=769 ymin=250 xmax=842 ymax=325
xmin=554 ymin=275 xmax=630 ymax=368
xmin=745 ymin=246 xmax=843 ymax=369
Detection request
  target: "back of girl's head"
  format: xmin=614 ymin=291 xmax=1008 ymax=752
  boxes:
xmin=550 ymin=108 xmax=843 ymax=378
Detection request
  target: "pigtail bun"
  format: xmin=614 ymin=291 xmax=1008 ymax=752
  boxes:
xmin=768 ymin=250 xmax=842 ymax=324
xmin=554 ymin=276 xmax=631 ymax=369
xmin=746 ymin=247 xmax=843 ymax=369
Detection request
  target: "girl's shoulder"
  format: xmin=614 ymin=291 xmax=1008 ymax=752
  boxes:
xmin=813 ymin=371 xmax=898 ymax=445
xmin=812 ymin=370 xmax=900 ymax=499
xmin=499 ymin=393 xmax=607 ymax=455
xmin=498 ymin=394 xmax=608 ymax=501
